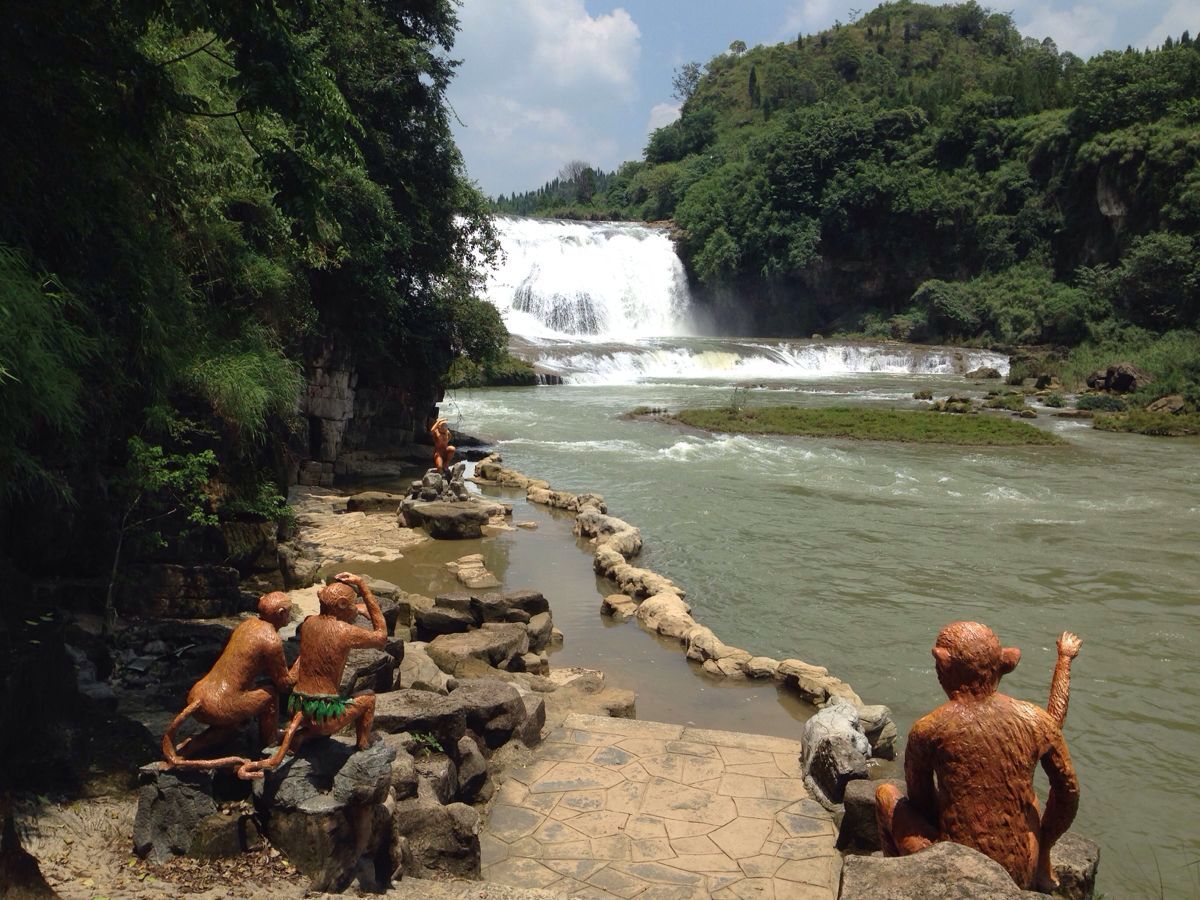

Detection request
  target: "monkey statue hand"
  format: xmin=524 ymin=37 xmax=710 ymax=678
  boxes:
xmin=1056 ymin=632 xmax=1082 ymax=660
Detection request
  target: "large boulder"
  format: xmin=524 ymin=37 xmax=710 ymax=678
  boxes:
xmin=858 ymin=704 xmax=899 ymax=760
xmin=801 ymin=700 xmax=871 ymax=805
xmin=635 ymin=592 xmax=694 ymax=639
xmin=472 ymin=589 xmax=549 ymax=623
xmin=346 ymin=491 xmax=405 ymax=513
xmin=838 ymin=777 xmax=901 ymax=851
xmin=966 ymin=366 xmax=1002 ymax=380
xmin=398 ymin=642 xmax=457 ymax=694
xmin=840 ymin=841 xmax=1030 ymax=899
xmin=392 ymin=797 xmax=480 ymax=878
xmin=414 ymin=605 xmax=476 ymax=642
xmin=338 ymin=648 xmax=397 ymax=696
xmin=427 ymin=624 xmax=529 ymax=676
xmin=399 ymin=500 xmax=492 ymax=539
xmin=449 ymin=679 xmax=529 ymax=750
xmin=1051 ymin=832 xmax=1100 ymax=900
xmin=253 ymin=737 xmax=397 ymax=892
xmin=1104 ymin=362 xmax=1153 ymax=393
xmin=133 ymin=766 xmax=219 ymax=863
xmin=374 ymin=690 xmax=470 ymax=750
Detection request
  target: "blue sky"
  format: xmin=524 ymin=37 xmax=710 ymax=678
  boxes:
xmin=447 ymin=0 xmax=1199 ymax=197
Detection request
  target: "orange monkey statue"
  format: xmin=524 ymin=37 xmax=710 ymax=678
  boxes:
xmin=875 ymin=624 xmax=1082 ymax=891
xmin=160 ymin=592 xmax=295 ymax=773
xmin=431 ymin=417 xmax=455 ymax=473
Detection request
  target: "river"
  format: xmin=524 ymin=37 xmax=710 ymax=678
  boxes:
xmin=434 ymin=217 xmax=1200 ymax=896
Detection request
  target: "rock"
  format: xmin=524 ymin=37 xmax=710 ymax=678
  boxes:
xmin=253 ymin=737 xmax=398 ymax=892
xmin=635 ymin=592 xmax=693 ymax=637
xmin=525 ymin=611 xmax=553 ymax=653
xmin=398 ymin=642 xmax=457 ymax=694
xmin=399 ymin=500 xmax=492 ymax=539
xmin=746 ymin=656 xmax=780 ymax=679
xmin=1085 ymin=368 xmax=1107 ymax=389
xmin=858 ymin=704 xmax=899 ymax=760
xmin=1051 ymin=832 xmax=1100 ymax=900
xmin=574 ymin=509 xmax=642 ymax=560
xmin=913 ymin=389 xmax=934 ymax=400
xmin=120 ymin=564 xmax=241 ymax=618
xmin=455 ymin=736 xmax=488 ymax=802
xmin=471 ymin=589 xmax=547 ymax=624
xmin=445 ymin=554 xmax=501 ymax=589
xmin=1147 ymin=394 xmax=1186 ymax=414
xmin=133 ymin=766 xmax=219 ymax=863
xmin=339 ymin=648 xmax=397 ymax=696
xmin=510 ymin=684 xmax=546 ymax=746
xmin=1104 ymin=362 xmax=1153 ymax=393
xmin=346 ymin=491 xmax=405 ymax=513
xmin=549 ymin=627 xmax=564 ymax=648
xmin=542 ymin=669 xmax=636 ymax=722
xmin=839 ymin=841 xmax=1030 ymax=899
xmin=374 ymin=690 xmax=469 ymax=749
xmin=427 ymin=624 xmax=529 ymax=676
xmin=776 ymin=658 xmax=862 ymax=706
xmin=684 ymin=625 xmax=723 ymax=662
xmin=414 ymin=752 xmax=458 ymax=805
xmin=450 ymin=679 xmax=529 ymax=750
xmin=601 ymin=593 xmax=638 ymax=620
xmin=278 ymin=542 xmax=320 ymax=590
xmin=384 ymin=738 xmax=419 ymax=800
xmin=966 ymin=367 xmax=1002 ymax=379
xmin=221 ymin=521 xmax=279 ymax=574
xmin=801 ymin=701 xmax=871 ymax=805
xmin=837 ymin=777 xmax=900 ymax=851
xmin=414 ymin=606 xmax=476 ymax=642
xmin=189 ymin=810 xmax=259 ymax=858
xmin=1035 ymin=373 xmax=1056 ymax=389
xmin=392 ymin=798 xmax=480 ymax=878
xmin=1018 ymin=409 xmax=1038 ymax=418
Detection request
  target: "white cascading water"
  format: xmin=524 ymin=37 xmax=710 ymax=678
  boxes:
xmin=483 ymin=216 xmax=692 ymax=339
xmin=484 ymin=216 xmax=1009 ymax=383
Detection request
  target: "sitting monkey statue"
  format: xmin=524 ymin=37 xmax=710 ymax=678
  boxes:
xmin=241 ymin=572 xmax=386 ymax=777
xmin=875 ymin=623 xmax=1082 ymax=891
xmin=160 ymin=591 xmax=295 ymax=773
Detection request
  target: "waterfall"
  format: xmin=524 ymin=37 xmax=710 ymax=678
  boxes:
xmin=482 ymin=216 xmax=692 ymax=340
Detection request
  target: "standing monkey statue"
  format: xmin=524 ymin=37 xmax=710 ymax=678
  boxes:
xmin=875 ymin=624 xmax=1082 ymax=891
xmin=430 ymin=417 xmax=455 ymax=473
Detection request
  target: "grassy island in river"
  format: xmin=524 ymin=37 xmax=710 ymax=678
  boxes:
xmin=672 ymin=406 xmax=1066 ymax=446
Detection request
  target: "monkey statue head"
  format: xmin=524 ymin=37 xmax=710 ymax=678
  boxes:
xmin=932 ymin=621 xmax=1021 ymax=699
xmin=318 ymin=581 xmax=359 ymax=623
xmin=257 ymin=591 xmax=293 ymax=629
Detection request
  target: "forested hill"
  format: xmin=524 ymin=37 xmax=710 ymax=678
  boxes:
xmin=499 ymin=1 xmax=1200 ymax=396
xmin=0 ymin=3 xmax=507 ymax=571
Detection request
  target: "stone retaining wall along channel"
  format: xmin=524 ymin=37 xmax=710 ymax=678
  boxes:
xmin=472 ymin=453 xmax=898 ymax=763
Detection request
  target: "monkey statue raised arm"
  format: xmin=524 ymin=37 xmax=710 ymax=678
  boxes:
xmin=161 ymin=592 xmax=295 ymax=773
xmin=430 ymin=418 xmax=455 ymax=473
xmin=875 ymin=623 xmax=1082 ymax=892
xmin=240 ymin=572 xmax=386 ymax=778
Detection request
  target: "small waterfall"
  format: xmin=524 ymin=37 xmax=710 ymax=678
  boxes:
xmin=483 ymin=216 xmax=692 ymax=340
xmin=523 ymin=338 xmax=1010 ymax=385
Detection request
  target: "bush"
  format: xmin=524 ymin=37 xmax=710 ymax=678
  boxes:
xmin=1076 ymin=393 xmax=1126 ymax=412
xmin=1044 ymin=392 xmax=1065 ymax=407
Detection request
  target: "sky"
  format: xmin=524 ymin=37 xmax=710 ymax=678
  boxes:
xmin=446 ymin=0 xmax=1200 ymax=197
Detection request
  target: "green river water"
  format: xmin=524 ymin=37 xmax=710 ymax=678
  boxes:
xmin=355 ymin=363 xmax=1199 ymax=896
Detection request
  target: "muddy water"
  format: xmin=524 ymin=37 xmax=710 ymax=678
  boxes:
xmin=398 ymin=373 xmax=1200 ymax=898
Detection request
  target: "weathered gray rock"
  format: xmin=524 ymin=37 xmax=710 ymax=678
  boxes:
xmin=415 ymin=605 xmax=477 ymax=642
xmin=1104 ymin=362 xmax=1153 ymax=393
xmin=526 ymin=611 xmax=553 ymax=652
xmin=278 ymin=541 xmax=320 ymax=590
xmin=966 ymin=366 xmax=1002 ymax=379
xmin=1146 ymin=393 xmax=1186 ymax=414
xmin=840 ymin=841 xmax=1030 ymax=899
xmin=445 ymin=553 xmax=500 ymax=589
xmin=635 ymin=592 xmax=693 ymax=638
xmin=472 ymin=589 xmax=549 ymax=622
xmin=392 ymin=797 xmax=480 ymax=878
xmin=455 ymin=735 xmax=488 ymax=802
xmin=400 ymin=500 xmax=492 ymax=539
xmin=374 ymin=690 xmax=469 ymax=749
xmin=253 ymin=737 xmax=397 ymax=892
xmin=858 ymin=704 xmax=899 ymax=760
xmin=346 ymin=491 xmax=405 ymax=513
xmin=1051 ymin=832 xmax=1100 ymax=900
xmin=427 ymin=623 xmax=529 ymax=675
xmin=450 ymin=679 xmax=529 ymax=750
xmin=802 ymin=700 xmax=871 ymax=805
xmin=601 ymin=593 xmax=638 ymax=619
xmin=776 ymin=657 xmax=862 ymax=706
xmin=837 ymin=777 xmax=901 ymax=851
xmin=133 ymin=766 xmax=219 ymax=863
xmin=745 ymin=656 xmax=780 ymax=679
xmin=414 ymin=752 xmax=458 ymax=805
xmin=510 ymin=684 xmax=546 ymax=746
xmin=339 ymin=647 xmax=397 ymax=696
xmin=384 ymin=738 xmax=419 ymax=800
xmin=398 ymin=641 xmax=458 ymax=694
xmin=188 ymin=810 xmax=261 ymax=858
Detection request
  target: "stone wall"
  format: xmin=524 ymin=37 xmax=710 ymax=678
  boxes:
xmin=292 ymin=346 xmax=441 ymax=486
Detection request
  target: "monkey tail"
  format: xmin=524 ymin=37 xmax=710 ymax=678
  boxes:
xmin=159 ymin=701 xmax=251 ymax=772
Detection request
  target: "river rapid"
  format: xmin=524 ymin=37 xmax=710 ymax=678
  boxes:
xmin=445 ymin=217 xmax=1200 ymax=896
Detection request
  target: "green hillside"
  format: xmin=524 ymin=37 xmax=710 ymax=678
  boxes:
xmin=496 ymin=2 xmax=1200 ymax=402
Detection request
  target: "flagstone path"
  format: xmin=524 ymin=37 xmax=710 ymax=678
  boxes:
xmin=480 ymin=714 xmax=840 ymax=899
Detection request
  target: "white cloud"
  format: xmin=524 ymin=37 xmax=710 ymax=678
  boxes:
xmin=646 ymin=101 xmax=681 ymax=134
xmin=778 ymin=0 xmax=843 ymax=38
xmin=1138 ymin=0 xmax=1200 ymax=48
xmin=1016 ymin=4 xmax=1118 ymax=56
xmin=450 ymin=0 xmax=642 ymax=194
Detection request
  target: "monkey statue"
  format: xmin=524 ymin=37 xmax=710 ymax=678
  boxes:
xmin=240 ymin=572 xmax=386 ymax=778
xmin=875 ymin=623 xmax=1082 ymax=892
xmin=430 ymin=417 xmax=455 ymax=473
xmin=160 ymin=591 xmax=296 ymax=773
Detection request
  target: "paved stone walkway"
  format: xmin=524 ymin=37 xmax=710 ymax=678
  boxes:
xmin=481 ymin=714 xmax=839 ymax=899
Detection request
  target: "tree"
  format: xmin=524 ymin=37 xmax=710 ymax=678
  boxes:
xmin=729 ymin=40 xmax=747 ymax=55
xmin=748 ymin=66 xmax=761 ymax=106
xmin=672 ymin=62 xmax=703 ymax=102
